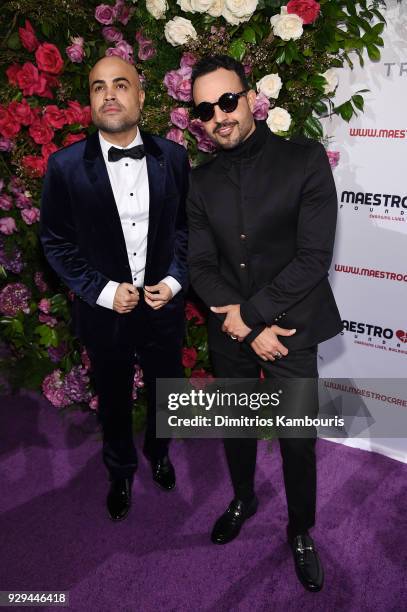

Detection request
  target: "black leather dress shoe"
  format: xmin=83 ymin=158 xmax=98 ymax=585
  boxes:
xmin=288 ymin=529 xmax=324 ymax=592
xmin=106 ymin=477 xmax=132 ymax=521
xmin=145 ymin=454 xmax=176 ymax=490
xmin=211 ymin=496 xmax=258 ymax=545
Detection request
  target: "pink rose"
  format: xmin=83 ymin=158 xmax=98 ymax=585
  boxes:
xmin=43 ymin=105 xmax=66 ymax=129
xmin=38 ymin=298 xmax=51 ymax=314
xmin=170 ymin=107 xmax=189 ymax=130
xmin=0 ymin=217 xmax=17 ymax=235
xmin=105 ymin=40 xmax=134 ymax=63
xmin=136 ymin=32 xmax=156 ymax=62
xmin=18 ymin=20 xmax=39 ymax=52
xmin=327 ymin=150 xmax=340 ymax=169
xmin=166 ymin=128 xmax=187 ymax=148
xmin=21 ymin=207 xmax=40 ymax=225
xmin=95 ymin=4 xmax=115 ymax=25
xmin=0 ymin=137 xmax=13 ymax=152
xmin=8 ymin=99 xmax=34 ymax=126
xmin=0 ymin=109 xmax=20 ymax=139
xmin=188 ymin=119 xmax=217 ymax=153
xmin=180 ymin=52 xmax=197 ymax=69
xmin=287 ymin=0 xmax=320 ymax=24
xmin=0 ymin=194 xmax=13 ymax=211
xmin=66 ymin=42 xmax=85 ymax=64
xmin=102 ymin=26 xmax=123 ymax=43
xmin=6 ymin=64 xmax=21 ymax=86
xmin=89 ymin=396 xmax=99 ymax=411
xmin=15 ymin=192 xmax=32 ymax=209
xmin=39 ymin=313 xmax=58 ymax=327
xmin=253 ymin=93 xmax=271 ymax=120
xmin=164 ymin=67 xmax=192 ymax=102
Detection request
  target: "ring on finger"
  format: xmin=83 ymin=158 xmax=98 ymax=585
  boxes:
xmin=274 ymin=351 xmax=283 ymax=359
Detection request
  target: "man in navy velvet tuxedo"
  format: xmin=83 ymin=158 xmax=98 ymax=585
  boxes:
xmin=40 ymin=56 xmax=189 ymax=521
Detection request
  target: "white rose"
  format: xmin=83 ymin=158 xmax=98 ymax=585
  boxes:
xmin=321 ymin=68 xmax=339 ymax=94
xmin=164 ymin=16 xmax=198 ymax=46
xmin=266 ymin=107 xmax=292 ymax=133
xmin=177 ymin=0 xmax=195 ymax=12
xmin=191 ymin=0 xmax=214 ymax=12
xmin=146 ymin=0 xmax=168 ymax=19
xmin=207 ymin=0 xmax=224 ymax=17
xmin=270 ymin=7 xmax=303 ymax=41
xmin=224 ymin=0 xmax=258 ymax=18
xmin=256 ymin=73 xmax=282 ymax=99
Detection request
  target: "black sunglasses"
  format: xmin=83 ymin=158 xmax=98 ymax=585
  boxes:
xmin=193 ymin=90 xmax=248 ymax=122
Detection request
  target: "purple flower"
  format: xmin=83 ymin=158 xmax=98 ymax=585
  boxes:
xmin=0 ymin=194 xmax=13 ymax=211
xmin=39 ymin=313 xmax=58 ymax=327
xmin=66 ymin=41 xmax=85 ymax=64
xmin=21 ymin=207 xmax=40 ymax=225
xmin=0 ymin=245 xmax=24 ymax=274
xmin=170 ymin=107 xmax=189 ymax=130
xmin=102 ymin=26 xmax=123 ymax=43
xmin=189 ymin=119 xmax=217 ymax=153
xmin=0 ymin=179 xmax=4 ymax=193
xmin=48 ymin=342 xmax=67 ymax=363
xmin=95 ymin=4 xmax=115 ymax=25
xmin=136 ymin=32 xmax=156 ymax=62
xmin=15 ymin=192 xmax=32 ymax=209
xmin=105 ymin=40 xmax=134 ymax=63
xmin=164 ymin=67 xmax=192 ymax=102
xmin=89 ymin=395 xmax=99 ymax=410
xmin=132 ymin=364 xmax=144 ymax=400
xmin=0 ymin=137 xmax=13 ymax=152
xmin=327 ymin=150 xmax=340 ymax=169
xmin=0 ymin=282 xmax=31 ymax=316
xmin=166 ymin=128 xmax=187 ymax=148
xmin=0 ymin=217 xmax=17 ymax=235
xmin=63 ymin=366 xmax=91 ymax=403
xmin=38 ymin=298 xmax=51 ymax=314
xmin=9 ymin=177 xmax=25 ymax=195
xmin=253 ymin=92 xmax=271 ymax=120
xmin=42 ymin=370 xmax=71 ymax=408
xmin=34 ymin=271 xmax=48 ymax=293
xmin=180 ymin=52 xmax=197 ymax=69
xmin=116 ymin=3 xmax=133 ymax=25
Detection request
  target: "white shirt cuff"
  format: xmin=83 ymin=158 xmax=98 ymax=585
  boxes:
xmin=161 ymin=276 xmax=182 ymax=298
xmin=96 ymin=281 xmax=120 ymax=310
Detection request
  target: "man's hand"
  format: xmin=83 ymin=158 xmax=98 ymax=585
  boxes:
xmin=144 ymin=282 xmax=173 ymax=310
xmin=251 ymin=325 xmax=296 ymax=361
xmin=113 ymin=283 xmax=139 ymax=314
xmin=210 ymin=304 xmax=251 ymax=341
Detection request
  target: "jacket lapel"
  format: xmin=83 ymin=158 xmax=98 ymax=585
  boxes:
xmin=83 ymin=132 xmax=129 ymax=266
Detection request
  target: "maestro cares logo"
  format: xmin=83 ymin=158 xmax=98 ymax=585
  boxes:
xmin=342 ymin=319 xmax=407 ymax=355
xmin=340 ymin=190 xmax=406 ymax=224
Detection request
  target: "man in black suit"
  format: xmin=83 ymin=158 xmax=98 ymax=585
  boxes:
xmin=41 ymin=56 xmax=189 ymax=521
xmin=187 ymin=55 xmax=342 ymax=592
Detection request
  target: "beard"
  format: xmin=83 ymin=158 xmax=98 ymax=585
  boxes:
xmin=92 ymin=107 xmax=140 ymax=134
xmin=212 ymin=119 xmax=253 ymax=150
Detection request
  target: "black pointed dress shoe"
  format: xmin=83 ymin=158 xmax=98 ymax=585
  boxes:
xmin=211 ymin=496 xmax=258 ymax=545
xmin=106 ymin=477 xmax=132 ymax=521
xmin=288 ymin=530 xmax=324 ymax=592
xmin=145 ymin=454 xmax=176 ymax=490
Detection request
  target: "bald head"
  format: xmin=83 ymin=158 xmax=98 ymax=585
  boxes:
xmin=89 ymin=55 xmax=145 ymax=144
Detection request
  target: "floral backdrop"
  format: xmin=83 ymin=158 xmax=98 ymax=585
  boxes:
xmin=0 ymin=0 xmax=386 ymax=413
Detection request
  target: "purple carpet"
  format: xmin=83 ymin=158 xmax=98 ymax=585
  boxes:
xmin=1 ymin=390 xmax=406 ymax=612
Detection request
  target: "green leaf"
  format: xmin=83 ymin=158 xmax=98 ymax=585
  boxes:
xmin=228 ymin=39 xmax=246 ymax=62
xmin=7 ymin=32 xmax=21 ymax=50
xmin=352 ymin=94 xmax=364 ymax=111
xmin=367 ymin=44 xmax=381 ymax=62
xmin=303 ymin=115 xmax=324 ymax=139
xmin=335 ymin=101 xmax=354 ymax=122
xmin=35 ymin=325 xmax=59 ymax=348
xmin=242 ymin=26 xmax=256 ymax=44
xmin=41 ymin=22 xmax=51 ymax=38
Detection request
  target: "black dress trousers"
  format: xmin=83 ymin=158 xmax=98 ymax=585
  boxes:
xmin=87 ymin=293 xmax=185 ymax=480
xmin=211 ymin=343 xmax=319 ymax=535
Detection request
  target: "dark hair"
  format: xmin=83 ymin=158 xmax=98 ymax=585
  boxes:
xmin=191 ymin=54 xmax=249 ymax=91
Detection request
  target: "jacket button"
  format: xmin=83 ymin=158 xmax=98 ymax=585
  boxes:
xmin=240 ymin=234 xmax=246 ymax=240
xmin=240 ymin=263 xmax=246 ymax=269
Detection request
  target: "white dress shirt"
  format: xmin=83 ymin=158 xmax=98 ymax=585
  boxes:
xmin=96 ymin=130 xmax=181 ymax=309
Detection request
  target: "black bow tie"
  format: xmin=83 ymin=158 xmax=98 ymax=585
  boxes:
xmin=108 ymin=144 xmax=145 ymax=162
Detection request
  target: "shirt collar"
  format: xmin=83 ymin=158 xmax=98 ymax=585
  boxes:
xmin=99 ymin=129 xmax=143 ymax=161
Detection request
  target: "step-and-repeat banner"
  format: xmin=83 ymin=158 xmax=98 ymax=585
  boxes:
xmin=318 ymin=0 xmax=407 ymax=462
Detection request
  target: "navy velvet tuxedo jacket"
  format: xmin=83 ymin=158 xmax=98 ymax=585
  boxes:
xmin=187 ymin=121 xmax=343 ymax=357
xmin=40 ymin=130 xmax=189 ymax=348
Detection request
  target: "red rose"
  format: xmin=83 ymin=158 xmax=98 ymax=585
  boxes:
xmin=63 ymin=132 xmax=86 ymax=147
xmin=29 ymin=119 xmax=54 ymax=145
xmin=41 ymin=142 xmax=58 ymax=162
xmin=43 ymin=105 xmax=66 ymax=129
xmin=190 ymin=369 xmax=215 ymax=390
xmin=64 ymin=101 xmax=85 ymax=125
xmin=35 ymin=43 xmax=64 ymax=75
xmin=287 ymin=0 xmax=320 ymax=24
xmin=22 ymin=155 xmax=46 ymax=177
xmin=6 ymin=64 xmax=21 ymax=86
xmin=185 ymin=301 xmax=206 ymax=324
xmin=182 ymin=347 xmax=198 ymax=369
xmin=81 ymin=105 xmax=92 ymax=127
xmin=8 ymin=99 xmax=34 ymax=126
xmin=18 ymin=19 xmax=39 ymax=52
xmin=0 ymin=108 xmax=21 ymax=139
xmin=16 ymin=62 xmax=47 ymax=96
